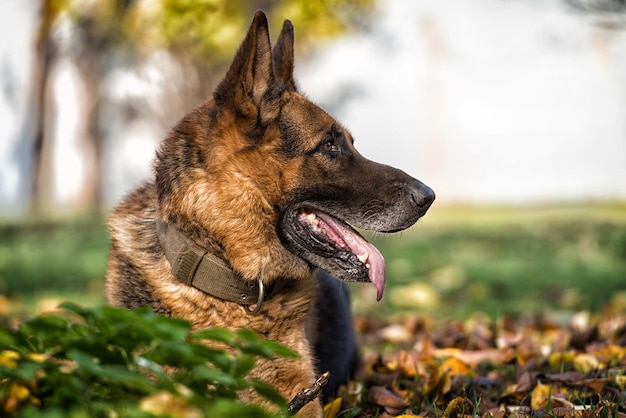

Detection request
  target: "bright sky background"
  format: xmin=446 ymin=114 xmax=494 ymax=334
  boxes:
xmin=299 ymin=0 xmax=626 ymax=204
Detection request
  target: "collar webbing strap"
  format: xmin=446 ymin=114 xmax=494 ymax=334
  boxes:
xmin=155 ymin=220 xmax=262 ymax=309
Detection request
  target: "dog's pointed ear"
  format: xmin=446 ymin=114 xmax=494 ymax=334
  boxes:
xmin=273 ymin=20 xmax=296 ymax=91
xmin=214 ymin=11 xmax=277 ymax=121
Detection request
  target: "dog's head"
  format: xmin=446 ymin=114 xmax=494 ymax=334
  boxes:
xmin=156 ymin=11 xmax=434 ymax=300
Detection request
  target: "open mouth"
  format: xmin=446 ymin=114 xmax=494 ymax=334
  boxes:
xmin=287 ymin=207 xmax=386 ymax=301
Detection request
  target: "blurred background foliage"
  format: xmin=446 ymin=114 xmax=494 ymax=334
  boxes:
xmin=45 ymin=0 xmax=375 ymax=60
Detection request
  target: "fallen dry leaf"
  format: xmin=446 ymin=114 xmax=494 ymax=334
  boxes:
xmin=440 ymin=356 xmax=470 ymax=376
xmin=368 ymin=386 xmax=410 ymax=409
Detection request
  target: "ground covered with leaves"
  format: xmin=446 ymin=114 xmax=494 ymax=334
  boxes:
xmin=336 ymin=308 xmax=626 ymax=418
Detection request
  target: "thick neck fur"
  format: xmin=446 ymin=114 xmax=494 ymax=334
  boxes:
xmin=154 ymin=100 xmax=312 ymax=285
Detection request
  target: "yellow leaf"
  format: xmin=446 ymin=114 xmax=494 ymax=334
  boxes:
xmin=323 ymin=397 xmax=342 ymax=418
xmin=548 ymin=351 xmax=576 ymax=369
xmin=594 ymin=344 xmax=626 ymax=366
xmin=500 ymin=383 xmax=521 ymax=398
xmin=0 ymin=350 xmax=19 ymax=368
xmin=10 ymin=384 xmax=30 ymax=401
xmin=139 ymin=391 xmax=202 ymax=418
xmin=530 ymin=381 xmax=553 ymax=410
xmin=574 ymin=353 xmax=601 ymax=374
xmin=443 ymin=396 xmax=473 ymax=417
xmin=440 ymin=357 xmax=470 ymax=376
xmin=397 ymin=350 xmax=418 ymax=377
xmin=434 ymin=347 xmax=462 ymax=358
xmin=385 ymin=359 xmax=399 ymax=372
xmin=4 ymin=383 xmax=31 ymax=413
xmin=424 ymin=367 xmax=451 ymax=397
xmin=26 ymin=353 xmax=48 ymax=363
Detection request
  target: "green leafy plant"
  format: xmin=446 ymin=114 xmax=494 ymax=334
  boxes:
xmin=0 ymin=303 xmax=297 ymax=417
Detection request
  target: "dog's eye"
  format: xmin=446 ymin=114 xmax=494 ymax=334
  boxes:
xmin=321 ymin=139 xmax=339 ymax=153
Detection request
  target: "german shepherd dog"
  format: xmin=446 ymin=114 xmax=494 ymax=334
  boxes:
xmin=106 ymin=11 xmax=434 ymax=417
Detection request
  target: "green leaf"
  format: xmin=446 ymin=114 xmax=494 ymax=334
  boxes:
xmin=206 ymin=398 xmax=275 ymax=418
xmin=240 ymin=342 xmax=275 ymax=359
xmin=190 ymin=364 xmax=238 ymax=387
xmin=67 ymin=349 xmax=102 ymax=375
xmin=22 ymin=313 xmax=69 ymax=333
xmin=250 ymin=379 xmax=288 ymax=410
xmin=58 ymin=301 xmax=90 ymax=317
xmin=193 ymin=328 xmax=236 ymax=346
xmin=232 ymin=354 xmax=256 ymax=378
xmin=96 ymin=366 xmax=155 ymax=393
xmin=192 ymin=345 xmax=234 ymax=372
xmin=236 ymin=328 xmax=260 ymax=343
xmin=143 ymin=340 xmax=194 ymax=366
xmin=149 ymin=315 xmax=192 ymax=341
xmin=4 ymin=360 xmax=41 ymax=380
xmin=0 ymin=328 xmax=16 ymax=348
xmin=258 ymin=340 xmax=299 ymax=359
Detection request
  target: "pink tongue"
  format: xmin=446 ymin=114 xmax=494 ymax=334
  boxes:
xmin=315 ymin=212 xmax=386 ymax=301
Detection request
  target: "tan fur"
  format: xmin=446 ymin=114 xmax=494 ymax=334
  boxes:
xmin=106 ymin=11 xmax=434 ymax=417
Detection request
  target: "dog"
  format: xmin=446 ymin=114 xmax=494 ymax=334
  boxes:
xmin=106 ymin=11 xmax=434 ymax=417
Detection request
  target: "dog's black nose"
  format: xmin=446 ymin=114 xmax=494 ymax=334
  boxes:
xmin=411 ymin=182 xmax=435 ymax=217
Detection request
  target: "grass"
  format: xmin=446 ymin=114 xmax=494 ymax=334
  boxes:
xmin=1 ymin=204 xmax=625 ymax=319
xmin=357 ymin=204 xmax=626 ymax=319
xmin=0 ymin=219 xmax=110 ymax=315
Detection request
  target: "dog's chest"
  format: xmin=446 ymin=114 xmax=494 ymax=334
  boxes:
xmin=161 ymin=278 xmax=317 ymax=335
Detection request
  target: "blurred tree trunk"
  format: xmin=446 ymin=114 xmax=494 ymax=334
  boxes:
xmin=30 ymin=0 xmax=57 ymax=215
xmin=74 ymin=60 xmax=101 ymax=216
xmin=30 ymin=0 xmax=102 ymax=216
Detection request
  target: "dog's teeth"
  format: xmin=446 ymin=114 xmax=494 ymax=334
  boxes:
xmin=357 ymin=253 xmax=369 ymax=264
xmin=304 ymin=213 xmax=319 ymax=225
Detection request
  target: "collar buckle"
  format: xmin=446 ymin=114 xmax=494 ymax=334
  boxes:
xmin=243 ymin=279 xmax=265 ymax=314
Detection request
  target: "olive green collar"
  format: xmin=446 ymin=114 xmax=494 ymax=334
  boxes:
xmin=155 ymin=220 xmax=265 ymax=313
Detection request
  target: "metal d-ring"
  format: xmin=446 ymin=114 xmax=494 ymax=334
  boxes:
xmin=243 ymin=279 xmax=264 ymax=314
